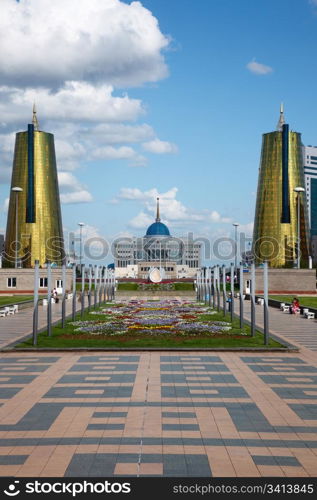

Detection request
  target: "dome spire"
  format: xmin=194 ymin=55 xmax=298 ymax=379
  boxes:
xmin=156 ymin=197 xmax=161 ymax=222
xmin=277 ymin=102 xmax=285 ymax=131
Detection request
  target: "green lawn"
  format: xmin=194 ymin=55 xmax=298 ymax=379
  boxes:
xmin=174 ymin=282 xmax=194 ymax=291
xmin=117 ymin=283 xmax=138 ymax=291
xmin=16 ymin=306 xmax=285 ymax=349
xmin=269 ymin=295 xmax=317 ymax=308
xmin=0 ymin=296 xmax=33 ymax=307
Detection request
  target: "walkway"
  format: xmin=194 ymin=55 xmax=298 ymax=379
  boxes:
xmin=237 ymin=299 xmax=317 ymax=354
xmin=0 ymin=297 xmax=99 ymax=349
xmin=0 ymin=298 xmax=316 ymax=477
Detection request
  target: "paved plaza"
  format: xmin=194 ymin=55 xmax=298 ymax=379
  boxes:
xmin=0 ymin=299 xmax=316 ymax=477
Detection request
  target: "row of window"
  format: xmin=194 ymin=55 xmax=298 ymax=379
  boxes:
xmin=140 ymin=266 xmax=175 ymax=272
xmin=7 ymin=278 xmax=63 ymax=288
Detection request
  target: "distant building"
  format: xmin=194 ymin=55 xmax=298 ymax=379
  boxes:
xmin=114 ymin=198 xmax=201 ymax=279
xmin=252 ymin=105 xmax=310 ymax=267
xmin=4 ymin=106 xmax=64 ymax=268
xmin=303 ymin=145 xmax=317 ymax=264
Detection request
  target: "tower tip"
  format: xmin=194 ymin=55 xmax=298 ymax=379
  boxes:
xmin=32 ymin=103 xmax=39 ymax=131
xmin=277 ymin=102 xmax=285 ymax=131
xmin=156 ymin=197 xmax=161 ymax=222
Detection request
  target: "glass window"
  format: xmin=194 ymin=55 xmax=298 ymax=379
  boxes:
xmin=7 ymin=277 xmax=17 ymax=288
xmin=39 ymin=277 xmax=48 ymax=288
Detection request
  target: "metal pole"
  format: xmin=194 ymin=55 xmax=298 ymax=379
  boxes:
xmin=251 ymin=262 xmax=256 ymax=337
xmin=88 ymin=264 xmax=92 ymax=311
xmin=72 ymin=263 xmax=76 ymax=321
xmin=112 ymin=270 xmax=116 ymax=301
xmin=222 ymin=265 xmax=226 ymax=316
xmin=80 ymin=225 xmax=82 ymax=268
xmin=15 ymin=192 xmax=18 ymax=269
xmin=216 ymin=264 xmax=220 ymax=312
xmin=81 ymin=263 xmax=85 ymax=317
xmin=297 ymin=193 xmax=300 ymax=269
xmin=47 ymin=261 xmax=52 ymax=337
xmin=61 ymin=261 xmax=66 ymax=328
xmin=239 ymin=262 xmax=244 ymax=329
xmin=99 ymin=266 xmax=103 ymax=305
xmin=105 ymin=268 xmax=109 ymax=302
xmin=208 ymin=267 xmax=212 ymax=307
xmin=94 ymin=265 xmax=97 ymax=308
xmin=230 ymin=262 xmax=234 ymax=322
xmin=212 ymin=266 xmax=216 ymax=308
xmin=263 ymin=261 xmax=269 ymax=345
xmin=196 ymin=271 xmax=199 ymax=302
xmin=234 ymin=225 xmax=238 ymax=271
xmin=32 ymin=260 xmax=39 ymax=345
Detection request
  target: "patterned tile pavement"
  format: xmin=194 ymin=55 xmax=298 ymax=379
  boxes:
xmin=0 ymin=351 xmax=317 ymax=477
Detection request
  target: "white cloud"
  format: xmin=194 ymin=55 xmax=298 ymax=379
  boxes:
xmin=60 ymin=190 xmax=93 ymax=204
xmin=0 ymin=0 xmax=169 ymax=88
xmin=0 ymin=83 xmax=143 ymax=124
xmin=90 ymin=123 xmax=155 ymax=145
xmin=58 ymin=172 xmax=93 ymax=204
xmin=129 ymin=211 xmax=153 ymax=229
xmin=142 ymin=138 xmax=178 ymax=154
xmin=92 ymin=145 xmax=147 ymax=167
xmin=114 ymin=186 xmax=232 ymax=230
xmin=246 ymin=59 xmax=273 ymax=75
xmin=209 ymin=211 xmax=232 ymax=223
xmin=0 ymin=0 xmax=177 ymax=197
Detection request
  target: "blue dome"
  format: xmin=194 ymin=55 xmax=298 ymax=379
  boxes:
xmin=146 ymin=221 xmax=170 ymax=236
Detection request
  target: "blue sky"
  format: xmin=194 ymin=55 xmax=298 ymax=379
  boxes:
xmin=1 ymin=0 xmax=317 ymax=264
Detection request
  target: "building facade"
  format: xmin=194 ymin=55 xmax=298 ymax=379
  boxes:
xmin=4 ymin=107 xmax=64 ymax=268
xmin=303 ymin=145 xmax=317 ymax=264
xmin=252 ymin=105 xmax=310 ymax=267
xmin=114 ymin=199 xmax=201 ymax=279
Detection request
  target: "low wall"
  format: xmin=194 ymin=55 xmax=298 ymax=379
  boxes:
xmin=243 ymin=269 xmax=316 ymax=294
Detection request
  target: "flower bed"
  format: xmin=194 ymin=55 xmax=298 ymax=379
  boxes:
xmin=68 ymin=300 xmax=240 ymax=337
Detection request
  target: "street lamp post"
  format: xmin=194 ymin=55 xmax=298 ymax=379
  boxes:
xmin=78 ymin=222 xmax=85 ymax=271
xmin=12 ymin=187 xmax=23 ymax=268
xmin=293 ymin=187 xmax=305 ymax=269
xmin=233 ymin=223 xmax=239 ymax=273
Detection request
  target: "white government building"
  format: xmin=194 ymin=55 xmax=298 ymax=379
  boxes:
xmin=114 ymin=199 xmax=202 ymax=279
xmin=303 ymin=145 xmax=317 ymax=264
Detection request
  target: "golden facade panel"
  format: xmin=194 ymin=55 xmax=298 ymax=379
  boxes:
xmin=4 ymin=126 xmax=64 ymax=267
xmin=253 ymin=129 xmax=310 ymax=267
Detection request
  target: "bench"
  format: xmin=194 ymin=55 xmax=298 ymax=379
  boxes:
xmin=0 ymin=309 xmax=7 ymax=317
xmin=304 ymin=311 xmax=315 ymax=319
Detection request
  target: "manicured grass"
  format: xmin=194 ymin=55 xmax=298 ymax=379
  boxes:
xmin=174 ymin=282 xmax=194 ymax=291
xmin=269 ymin=295 xmax=317 ymax=308
xmin=117 ymin=283 xmax=138 ymax=291
xmin=16 ymin=306 xmax=285 ymax=349
xmin=0 ymin=295 xmax=33 ymax=306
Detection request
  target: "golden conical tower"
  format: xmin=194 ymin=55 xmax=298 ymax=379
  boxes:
xmin=252 ymin=106 xmax=310 ymax=267
xmin=4 ymin=108 xmax=64 ymax=267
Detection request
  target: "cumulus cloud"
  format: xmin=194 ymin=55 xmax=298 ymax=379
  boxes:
xmin=0 ymin=0 xmax=177 ymax=212
xmin=90 ymin=123 xmax=155 ymax=145
xmin=58 ymin=171 xmax=93 ymax=204
xmin=246 ymin=59 xmax=273 ymax=75
xmin=142 ymin=138 xmax=178 ymax=154
xmin=209 ymin=211 xmax=232 ymax=223
xmin=0 ymin=0 xmax=169 ymax=88
xmin=129 ymin=211 xmax=153 ymax=229
xmin=114 ymin=186 xmax=232 ymax=230
xmin=0 ymin=83 xmax=143 ymax=124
